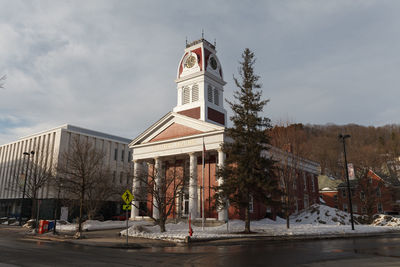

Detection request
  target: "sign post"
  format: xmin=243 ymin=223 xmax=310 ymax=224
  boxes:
xmin=121 ymin=189 xmax=133 ymax=246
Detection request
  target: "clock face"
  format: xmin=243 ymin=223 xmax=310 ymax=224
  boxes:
xmin=185 ymin=55 xmax=196 ymax=68
xmin=210 ymin=57 xmax=217 ymax=70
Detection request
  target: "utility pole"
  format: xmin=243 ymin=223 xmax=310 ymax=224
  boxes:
xmin=339 ymin=134 xmax=354 ymax=230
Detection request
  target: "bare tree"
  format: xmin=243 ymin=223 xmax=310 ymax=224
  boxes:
xmin=134 ymin=160 xmax=188 ymax=232
xmin=57 ymin=137 xmax=111 ymax=236
xmin=85 ymin=167 xmax=125 ymax=220
xmin=9 ymin=148 xmax=55 ymax=221
xmin=270 ymin=122 xmax=306 ymax=228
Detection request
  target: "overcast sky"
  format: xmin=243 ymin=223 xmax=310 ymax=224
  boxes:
xmin=1 ymin=0 xmax=400 ymax=144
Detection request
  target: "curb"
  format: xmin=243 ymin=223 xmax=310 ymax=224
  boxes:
xmin=22 ymin=229 xmax=400 ymax=248
xmin=184 ymin=230 xmax=400 ymax=245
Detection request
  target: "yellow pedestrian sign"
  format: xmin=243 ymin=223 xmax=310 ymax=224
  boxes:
xmin=122 ymin=189 xmax=133 ymax=204
xmin=122 ymin=204 xmax=131 ymax=210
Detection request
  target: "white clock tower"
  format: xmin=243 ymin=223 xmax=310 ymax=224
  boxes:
xmin=173 ymin=38 xmax=227 ymax=126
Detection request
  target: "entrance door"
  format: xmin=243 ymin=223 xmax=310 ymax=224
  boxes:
xmin=178 ymin=189 xmax=189 ymax=218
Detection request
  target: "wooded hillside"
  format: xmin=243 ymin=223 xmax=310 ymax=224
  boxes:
xmin=269 ymin=123 xmax=400 ymax=179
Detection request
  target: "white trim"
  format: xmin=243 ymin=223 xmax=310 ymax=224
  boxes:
xmin=129 ymin=112 xmax=224 ymax=147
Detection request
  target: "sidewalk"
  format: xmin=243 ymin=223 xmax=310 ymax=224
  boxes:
xmin=23 ymin=226 xmax=400 ymax=248
xmin=24 ymin=228 xmax=177 ymax=249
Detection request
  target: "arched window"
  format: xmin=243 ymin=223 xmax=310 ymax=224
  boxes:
xmin=192 ymin=84 xmax=199 ymax=102
xmin=207 ymin=85 xmax=213 ymax=102
xmin=214 ymin=88 xmax=219 ymax=106
xmin=182 ymin=86 xmax=190 ymax=104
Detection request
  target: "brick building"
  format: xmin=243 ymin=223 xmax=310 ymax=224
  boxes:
xmin=337 ymin=170 xmax=400 ymax=215
xmin=129 ymin=38 xmax=320 ymax=222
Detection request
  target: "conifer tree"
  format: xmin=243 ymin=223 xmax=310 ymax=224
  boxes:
xmin=216 ymin=48 xmax=277 ymax=233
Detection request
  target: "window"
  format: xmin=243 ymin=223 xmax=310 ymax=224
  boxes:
xmin=120 ymin=172 xmax=123 ymax=184
xmin=377 ymin=203 xmax=383 ymax=213
xmin=183 ymin=86 xmax=190 ymax=104
xmin=121 ymin=150 xmax=125 ymax=162
xmin=214 ymin=88 xmax=219 ymax=106
xmin=207 ymin=85 xmax=213 ymax=102
xmin=303 ymin=173 xmax=307 ymax=191
xmin=192 ymin=84 xmax=199 ymax=102
xmin=112 ymin=171 xmax=116 ymax=183
xmin=128 ymin=151 xmax=132 ymax=162
xmin=352 ymin=204 xmax=358 ymax=213
xmin=304 ymin=195 xmax=309 ymax=209
xmin=342 ymin=189 xmax=346 ymax=198
xmin=362 ymin=207 xmax=367 ymax=214
xmin=376 ymin=187 xmax=381 ymax=197
xmin=114 ymin=148 xmax=118 ymax=161
xmin=249 ymin=195 xmax=254 ymax=213
xmin=360 ymin=191 xmax=365 ymax=200
xmin=311 ymin=176 xmax=315 ymax=192
xmin=333 ymin=195 xmax=338 ymax=202
xmin=343 ymin=203 xmax=348 ymax=212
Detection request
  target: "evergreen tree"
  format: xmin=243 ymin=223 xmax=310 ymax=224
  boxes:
xmin=216 ymin=48 xmax=277 ymax=233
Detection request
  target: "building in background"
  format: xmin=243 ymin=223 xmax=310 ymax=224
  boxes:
xmin=337 ymin=170 xmax=400 ymax=216
xmin=318 ymin=175 xmax=342 ymax=210
xmin=0 ymin=124 xmax=132 ymax=219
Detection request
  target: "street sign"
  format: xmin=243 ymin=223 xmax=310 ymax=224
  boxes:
xmin=122 ymin=189 xmax=133 ymax=204
xmin=122 ymin=204 xmax=131 ymax=210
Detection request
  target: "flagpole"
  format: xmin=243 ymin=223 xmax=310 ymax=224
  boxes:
xmin=202 ymin=137 xmax=205 ymax=230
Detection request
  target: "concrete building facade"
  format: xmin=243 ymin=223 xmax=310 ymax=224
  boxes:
xmin=0 ymin=124 xmax=132 ymax=218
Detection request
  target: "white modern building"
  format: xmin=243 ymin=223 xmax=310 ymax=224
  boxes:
xmin=0 ymin=124 xmax=132 ymax=218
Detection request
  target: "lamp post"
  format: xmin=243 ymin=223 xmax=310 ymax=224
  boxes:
xmin=19 ymin=150 xmax=34 ymax=226
xmin=53 ymin=181 xmax=62 ymax=235
xmin=338 ymin=134 xmax=355 ymax=230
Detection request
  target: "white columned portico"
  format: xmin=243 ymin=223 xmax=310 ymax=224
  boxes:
xmin=218 ymin=149 xmax=228 ymax=221
xmin=153 ymin=157 xmax=162 ymax=219
xmin=189 ymin=152 xmax=198 ymax=219
xmin=131 ymin=160 xmax=142 ymax=219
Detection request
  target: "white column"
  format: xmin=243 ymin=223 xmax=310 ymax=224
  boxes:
xmin=153 ymin=157 xmax=162 ymax=219
xmin=218 ymin=149 xmax=228 ymax=221
xmin=189 ymin=152 xmax=198 ymax=219
xmin=131 ymin=160 xmax=142 ymax=219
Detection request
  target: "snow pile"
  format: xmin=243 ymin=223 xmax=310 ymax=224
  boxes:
xmin=372 ymin=215 xmax=400 ymax=227
xmin=291 ymin=204 xmax=356 ymax=225
xmin=121 ymin=205 xmax=399 ymax=241
xmin=56 ymin=220 xmax=150 ymax=232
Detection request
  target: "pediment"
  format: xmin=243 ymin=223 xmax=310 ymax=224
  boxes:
xmin=130 ymin=112 xmax=225 ymax=147
xmin=150 ymin=123 xmax=202 ymax=142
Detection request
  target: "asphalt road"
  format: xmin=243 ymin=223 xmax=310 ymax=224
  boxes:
xmin=1 ymin=226 xmax=400 ymax=266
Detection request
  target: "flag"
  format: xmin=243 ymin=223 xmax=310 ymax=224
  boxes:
xmin=202 ymin=139 xmax=206 ymax=168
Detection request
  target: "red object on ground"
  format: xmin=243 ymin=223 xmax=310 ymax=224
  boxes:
xmin=188 ymin=214 xmax=193 ymax=237
xmin=38 ymin=220 xmax=49 ymax=234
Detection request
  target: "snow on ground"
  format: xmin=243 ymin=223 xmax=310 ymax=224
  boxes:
xmin=121 ymin=204 xmax=399 ymax=242
xmin=291 ymin=204 xmax=356 ymax=225
xmin=56 ymin=220 xmax=151 ymax=232
xmin=372 ymin=215 xmax=400 ymax=227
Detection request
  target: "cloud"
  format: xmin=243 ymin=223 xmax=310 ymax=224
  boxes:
xmin=1 ymin=0 xmax=400 ymax=144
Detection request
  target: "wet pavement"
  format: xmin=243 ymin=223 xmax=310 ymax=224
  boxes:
xmin=1 ymin=225 xmax=400 ymax=266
